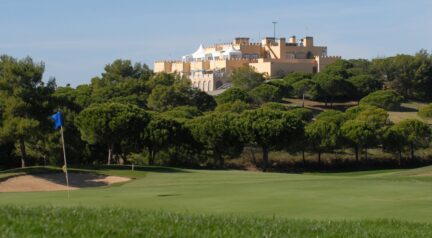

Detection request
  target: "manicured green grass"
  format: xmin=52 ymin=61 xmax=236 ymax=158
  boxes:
xmin=1 ymin=166 xmax=432 ymax=223
xmin=1 ymin=206 xmax=432 ymax=238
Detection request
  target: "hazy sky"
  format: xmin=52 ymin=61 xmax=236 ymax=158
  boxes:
xmin=1 ymin=0 xmax=431 ymax=86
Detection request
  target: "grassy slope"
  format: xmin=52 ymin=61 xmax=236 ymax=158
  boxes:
xmin=1 ymin=166 xmax=432 ymax=223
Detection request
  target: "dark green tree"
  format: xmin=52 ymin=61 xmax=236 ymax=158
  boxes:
xmin=348 ymin=75 xmax=383 ymax=102
xmin=383 ymin=125 xmax=408 ymax=165
xmin=215 ymin=87 xmax=252 ymax=104
xmin=291 ymin=79 xmax=319 ymax=105
xmin=188 ymin=113 xmax=243 ymax=167
xmin=315 ymin=110 xmax=348 ymax=127
xmin=360 ymin=90 xmax=403 ymax=110
xmin=283 ymin=72 xmax=313 ymax=85
xmin=314 ymin=73 xmax=344 ymax=107
xmin=248 ymin=84 xmax=283 ymax=104
xmin=147 ymin=85 xmax=183 ymax=111
xmin=261 ymin=102 xmax=287 ymax=111
xmin=161 ymin=106 xmax=202 ymax=121
xmin=0 ymin=56 xmax=55 ymax=167
xmin=305 ymin=120 xmax=339 ymax=165
xmin=230 ymin=66 xmax=264 ymax=90
xmin=391 ymin=119 xmax=432 ymax=160
xmin=215 ymin=100 xmax=252 ymax=114
xmin=239 ymin=109 xmax=304 ymax=171
xmin=142 ymin=116 xmax=191 ymax=165
xmin=341 ymin=120 xmax=377 ymax=161
xmin=287 ymin=108 xmax=314 ymax=122
xmin=75 ymin=103 xmax=150 ymax=165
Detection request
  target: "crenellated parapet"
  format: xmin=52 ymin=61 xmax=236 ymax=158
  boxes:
xmin=154 ymin=60 xmax=185 ymax=63
xmin=315 ymin=56 xmax=342 ymax=72
xmin=314 ymin=56 xmax=342 ymax=60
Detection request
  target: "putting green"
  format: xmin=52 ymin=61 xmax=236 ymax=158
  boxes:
xmin=1 ymin=166 xmax=432 ymax=222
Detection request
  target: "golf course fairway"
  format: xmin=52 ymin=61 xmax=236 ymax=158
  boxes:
xmin=0 ymin=166 xmax=432 ymax=222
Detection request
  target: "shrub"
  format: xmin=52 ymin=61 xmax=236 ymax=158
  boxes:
xmin=418 ymin=104 xmax=432 ymax=119
xmin=360 ymin=90 xmax=403 ymax=110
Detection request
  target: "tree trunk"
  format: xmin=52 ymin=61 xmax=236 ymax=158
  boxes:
xmin=410 ymin=144 xmax=415 ymax=160
xmin=302 ymin=149 xmax=306 ymax=165
xmin=398 ymin=150 xmax=403 ymax=166
xmin=107 ymin=145 xmax=113 ymax=165
xmin=213 ymin=150 xmax=223 ymax=168
xmin=262 ymin=146 xmax=269 ymax=172
xmin=354 ymin=146 xmax=359 ymax=162
xmin=249 ymin=148 xmax=257 ymax=165
xmin=364 ymin=148 xmax=368 ymax=161
xmin=149 ymin=150 xmax=155 ymax=166
xmin=318 ymin=151 xmax=321 ymax=166
xmin=120 ymin=153 xmax=127 ymax=165
xmin=302 ymin=93 xmax=305 ymax=108
xmin=330 ymin=95 xmax=334 ymax=108
xmin=19 ymin=138 xmax=27 ymax=168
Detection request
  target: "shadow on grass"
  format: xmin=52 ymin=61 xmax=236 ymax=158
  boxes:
xmin=78 ymin=165 xmax=190 ymax=173
xmin=392 ymin=105 xmax=418 ymax=112
xmin=0 ymin=166 xmax=61 ymax=175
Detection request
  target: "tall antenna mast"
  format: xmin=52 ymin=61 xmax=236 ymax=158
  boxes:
xmin=272 ymin=21 xmax=277 ymax=39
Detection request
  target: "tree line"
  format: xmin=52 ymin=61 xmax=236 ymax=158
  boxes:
xmin=0 ymin=51 xmax=431 ymax=171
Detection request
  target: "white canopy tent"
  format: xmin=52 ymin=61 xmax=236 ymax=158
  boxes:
xmin=222 ymin=45 xmax=242 ymax=59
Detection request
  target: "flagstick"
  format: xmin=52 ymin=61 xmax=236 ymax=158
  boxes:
xmin=60 ymin=125 xmax=70 ymax=199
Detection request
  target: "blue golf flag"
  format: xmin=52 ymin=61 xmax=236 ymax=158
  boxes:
xmin=51 ymin=111 xmax=63 ymax=130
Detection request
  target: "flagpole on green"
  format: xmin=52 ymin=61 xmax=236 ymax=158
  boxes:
xmin=60 ymin=125 xmax=70 ymax=199
xmin=51 ymin=111 xmax=70 ymax=199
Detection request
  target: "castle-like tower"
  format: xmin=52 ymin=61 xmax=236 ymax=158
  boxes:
xmin=154 ymin=36 xmax=340 ymax=92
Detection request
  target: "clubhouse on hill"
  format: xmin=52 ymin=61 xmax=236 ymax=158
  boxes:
xmin=154 ymin=36 xmax=340 ymax=92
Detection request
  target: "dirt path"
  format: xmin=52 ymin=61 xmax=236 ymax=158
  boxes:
xmin=0 ymin=173 xmax=130 ymax=192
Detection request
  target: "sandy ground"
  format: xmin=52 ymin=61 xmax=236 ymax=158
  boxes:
xmin=0 ymin=173 xmax=130 ymax=192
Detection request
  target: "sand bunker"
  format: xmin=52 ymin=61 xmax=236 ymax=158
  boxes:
xmin=0 ymin=173 xmax=130 ymax=192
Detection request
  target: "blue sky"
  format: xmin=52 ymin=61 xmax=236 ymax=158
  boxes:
xmin=1 ymin=0 xmax=431 ymax=86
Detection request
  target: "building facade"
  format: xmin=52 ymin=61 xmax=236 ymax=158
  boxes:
xmin=154 ymin=36 xmax=341 ymax=92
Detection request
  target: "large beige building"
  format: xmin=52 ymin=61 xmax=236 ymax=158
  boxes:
xmin=154 ymin=36 xmax=340 ymax=92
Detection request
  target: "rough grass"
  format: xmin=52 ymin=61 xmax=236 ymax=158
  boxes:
xmin=1 ymin=206 xmax=432 ymax=238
